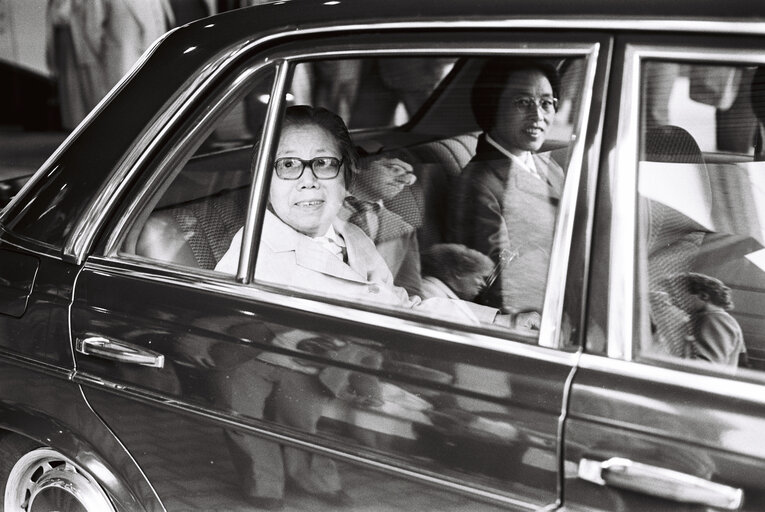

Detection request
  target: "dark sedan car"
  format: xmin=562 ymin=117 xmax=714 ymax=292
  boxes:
xmin=1 ymin=1 xmax=765 ymax=511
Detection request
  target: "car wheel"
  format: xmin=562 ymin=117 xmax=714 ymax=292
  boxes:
xmin=0 ymin=437 xmax=115 ymax=512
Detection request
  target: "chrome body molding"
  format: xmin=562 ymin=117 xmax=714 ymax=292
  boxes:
xmin=64 ymin=17 xmax=765 ymax=266
xmin=72 ymin=369 xmax=539 ymax=511
xmin=578 ymin=352 xmax=765 ymax=403
xmin=84 ymin=257 xmax=580 ymax=366
xmin=0 ymin=349 xmax=74 ymax=381
xmin=607 ymin=44 xmax=765 ymax=361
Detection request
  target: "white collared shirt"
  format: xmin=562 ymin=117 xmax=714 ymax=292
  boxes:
xmin=313 ymin=225 xmax=346 ymax=261
xmin=486 ymin=134 xmax=542 ymax=181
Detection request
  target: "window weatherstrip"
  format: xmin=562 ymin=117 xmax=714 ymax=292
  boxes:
xmin=538 ymin=42 xmax=600 ymax=348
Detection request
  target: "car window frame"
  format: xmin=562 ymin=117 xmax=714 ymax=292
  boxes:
xmin=243 ymin=43 xmax=601 ymax=351
xmin=607 ymin=41 xmax=765 ymax=365
xmin=100 ymin=33 xmax=604 ymax=354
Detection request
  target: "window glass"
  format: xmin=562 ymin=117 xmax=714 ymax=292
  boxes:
xmin=291 ymin=58 xmax=456 ymax=129
xmin=222 ymin=55 xmax=590 ymax=340
xmin=636 ymin=60 xmax=765 ymax=372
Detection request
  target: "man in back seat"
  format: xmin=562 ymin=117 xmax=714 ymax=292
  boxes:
xmin=340 ymin=154 xmax=423 ymax=296
xmin=449 ymin=57 xmax=564 ymax=317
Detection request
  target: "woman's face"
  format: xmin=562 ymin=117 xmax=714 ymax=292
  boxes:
xmin=490 ymin=69 xmax=555 ymax=156
xmin=269 ymin=123 xmax=347 ymax=237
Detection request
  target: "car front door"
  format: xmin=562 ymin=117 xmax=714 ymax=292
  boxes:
xmin=565 ymin=32 xmax=765 ymax=511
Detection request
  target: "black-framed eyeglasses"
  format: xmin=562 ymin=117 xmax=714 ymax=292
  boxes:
xmin=512 ymin=96 xmax=558 ymax=114
xmin=273 ymin=157 xmax=343 ymax=180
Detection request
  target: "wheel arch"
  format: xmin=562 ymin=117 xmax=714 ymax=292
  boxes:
xmin=0 ymin=400 xmax=163 ymax=512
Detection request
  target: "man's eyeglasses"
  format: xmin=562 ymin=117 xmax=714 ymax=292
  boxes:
xmin=512 ymin=96 xmax=558 ymax=114
xmin=273 ymin=157 xmax=343 ymax=180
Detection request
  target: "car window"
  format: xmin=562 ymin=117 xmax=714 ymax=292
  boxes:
xmin=228 ymin=54 xmax=589 ymax=342
xmin=635 ymin=59 xmax=765 ymax=372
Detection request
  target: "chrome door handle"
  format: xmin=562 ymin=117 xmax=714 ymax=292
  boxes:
xmin=578 ymin=457 xmax=743 ymax=510
xmin=76 ymin=336 xmax=165 ymax=368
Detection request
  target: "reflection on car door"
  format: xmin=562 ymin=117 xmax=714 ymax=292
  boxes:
xmin=69 ymin=257 xmax=574 ymax=510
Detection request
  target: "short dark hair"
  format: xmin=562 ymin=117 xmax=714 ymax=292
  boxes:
xmin=471 ymin=58 xmax=561 ymax=132
xmin=281 ymin=105 xmax=358 ymax=187
xmin=421 ymin=243 xmax=493 ymax=283
xmin=687 ymin=272 xmax=735 ymax=310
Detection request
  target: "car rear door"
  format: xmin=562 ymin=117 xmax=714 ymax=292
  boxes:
xmin=69 ymin=29 xmax=608 ymax=511
xmin=564 ymin=31 xmax=765 ymax=511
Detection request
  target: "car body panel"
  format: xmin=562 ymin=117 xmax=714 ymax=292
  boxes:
xmin=70 ymin=257 xmax=573 ymax=510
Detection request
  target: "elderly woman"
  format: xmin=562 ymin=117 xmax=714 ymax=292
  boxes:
xmin=217 ymin=105 xmax=513 ymax=325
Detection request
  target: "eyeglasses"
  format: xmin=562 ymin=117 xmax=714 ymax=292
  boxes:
xmin=273 ymin=157 xmax=343 ymax=180
xmin=512 ymin=96 xmax=558 ymax=114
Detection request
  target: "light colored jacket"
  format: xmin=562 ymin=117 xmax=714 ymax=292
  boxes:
xmin=216 ymin=210 xmax=496 ymax=324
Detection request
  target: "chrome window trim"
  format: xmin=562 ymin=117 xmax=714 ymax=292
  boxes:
xmin=66 ymin=17 xmax=765 ymax=264
xmin=239 ymin=61 xmax=290 ymax=282
xmin=249 ymin=44 xmax=601 ymax=350
xmin=84 ymin=257 xmax=580 ymax=366
xmin=72 ymin=370 xmax=538 ymax=511
xmin=538 ymin=42 xmax=600 ymax=348
xmin=64 ymin=38 xmax=257 ymax=263
xmin=578 ymin=353 xmax=765 ymax=404
xmin=609 ymin=44 xmax=765 ymax=362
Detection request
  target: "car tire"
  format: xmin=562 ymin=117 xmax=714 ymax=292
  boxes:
xmin=0 ymin=435 xmax=115 ymax=512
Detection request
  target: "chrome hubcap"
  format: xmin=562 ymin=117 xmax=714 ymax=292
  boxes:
xmin=5 ymin=448 xmax=113 ymax=512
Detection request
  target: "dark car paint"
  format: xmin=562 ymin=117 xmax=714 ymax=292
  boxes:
xmin=70 ymin=259 xmax=573 ymax=509
xmin=0 ymin=1 xmax=763 ymax=511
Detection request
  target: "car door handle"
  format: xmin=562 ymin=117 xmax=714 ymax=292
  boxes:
xmin=578 ymin=457 xmax=743 ymax=510
xmin=76 ymin=336 xmax=165 ymax=368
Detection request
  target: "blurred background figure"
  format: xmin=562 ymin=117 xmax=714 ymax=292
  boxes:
xmin=686 ymin=272 xmax=747 ymax=367
xmin=46 ymin=0 xmax=175 ymax=129
xmin=168 ymin=0 xmax=213 ymax=26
